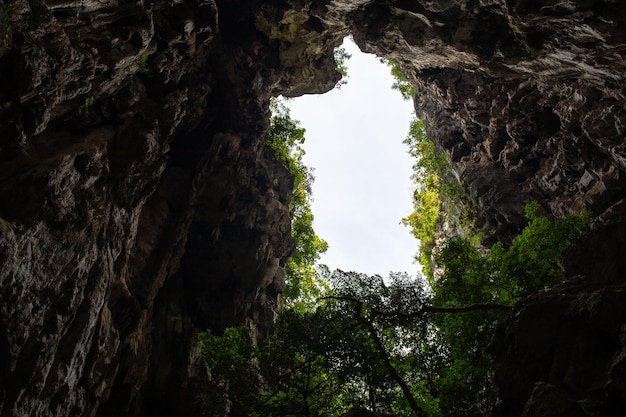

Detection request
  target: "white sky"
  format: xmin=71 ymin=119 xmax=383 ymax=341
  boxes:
xmin=287 ymin=38 xmax=420 ymax=278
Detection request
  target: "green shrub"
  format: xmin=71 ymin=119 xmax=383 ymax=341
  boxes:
xmin=334 ymin=47 xmax=351 ymax=88
xmin=401 ymin=119 xmax=466 ymax=279
xmin=267 ymin=100 xmax=328 ymax=306
xmin=429 ymin=204 xmax=591 ymax=416
xmin=381 ymin=58 xmax=415 ymax=100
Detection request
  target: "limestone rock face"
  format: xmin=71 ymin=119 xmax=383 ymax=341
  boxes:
xmin=0 ymin=0 xmax=625 ymax=416
xmin=343 ymin=0 xmax=626 ymax=245
xmin=0 ymin=1 xmax=343 ymax=415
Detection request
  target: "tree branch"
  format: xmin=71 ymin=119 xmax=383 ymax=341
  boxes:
xmin=422 ymin=303 xmax=511 ymax=314
xmin=320 ymin=295 xmax=511 ymax=321
xmin=353 ymin=305 xmax=427 ymax=417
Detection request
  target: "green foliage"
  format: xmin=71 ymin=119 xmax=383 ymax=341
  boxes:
xmin=430 ymin=237 xmax=505 ymax=416
xmin=200 ymin=327 xmax=255 ymax=376
xmin=199 ymin=271 xmax=445 ymax=417
xmin=334 ymin=47 xmax=351 ymax=88
xmin=434 ymin=203 xmax=591 ymax=305
xmin=401 ymin=119 xmax=461 ymax=279
xmin=429 ymin=204 xmax=591 ymax=416
xmin=268 ymin=100 xmax=307 ymax=165
xmin=200 ymin=96 xmax=592 ymax=417
xmin=267 ymin=99 xmax=328 ymax=306
xmin=489 ymin=202 xmax=591 ymax=296
xmin=77 ymin=95 xmax=111 ymax=118
xmin=198 ymin=327 xmax=260 ymax=416
xmin=199 ymin=199 xmax=589 ymax=417
xmin=257 ymin=309 xmax=346 ymax=417
xmin=199 ymin=312 xmax=346 ymax=417
xmin=78 ymin=96 xmax=97 ymax=117
xmin=508 ymin=19 xmax=537 ymax=57
xmin=381 ymin=59 xmax=415 ymax=100
xmin=319 ymin=271 xmax=446 ymax=417
xmin=137 ymin=50 xmax=150 ymax=74
xmin=403 ymin=120 xmax=448 ymax=180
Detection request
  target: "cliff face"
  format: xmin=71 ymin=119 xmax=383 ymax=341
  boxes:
xmin=346 ymin=0 xmax=626 ymax=244
xmin=0 ymin=1 xmax=344 ymax=415
xmin=0 ymin=1 xmax=625 ymax=416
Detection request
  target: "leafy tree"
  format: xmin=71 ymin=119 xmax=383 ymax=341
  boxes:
xmin=307 ymin=203 xmax=588 ymax=417
xmin=323 ymin=272 xmax=428 ymax=416
xmin=434 ymin=203 xmax=591 ymax=306
xmin=401 ymin=119 xmax=452 ymax=279
xmin=198 ymin=327 xmax=260 ymax=416
xmin=199 ymin=272 xmax=443 ymax=417
xmin=429 ymin=204 xmax=591 ymax=416
xmin=334 ymin=47 xmax=352 ymax=88
xmin=200 ymin=97 xmax=593 ymax=417
xmin=321 ymin=270 xmax=510 ymax=417
xmin=379 ymin=58 xmax=415 ymax=100
xmin=267 ymin=100 xmax=328 ymax=306
xmin=199 ymin=310 xmax=346 ymax=417
xmin=199 ymin=199 xmax=588 ymax=417
xmin=488 ymin=201 xmax=592 ymax=296
xmin=256 ymin=308 xmax=346 ymax=417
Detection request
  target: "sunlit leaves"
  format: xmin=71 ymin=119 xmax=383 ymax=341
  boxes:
xmin=489 ymin=202 xmax=591 ymax=295
xmin=430 ymin=204 xmax=591 ymax=416
xmin=380 ymin=58 xmax=415 ymax=101
xmin=334 ymin=47 xmax=352 ymax=88
xmin=401 ymin=119 xmax=449 ymax=279
xmin=268 ymin=99 xmax=328 ymax=305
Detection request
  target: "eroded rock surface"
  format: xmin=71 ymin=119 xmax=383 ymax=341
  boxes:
xmin=0 ymin=1 xmax=343 ymax=415
xmin=1 ymin=0 xmax=625 ymax=416
xmin=343 ymin=0 xmax=626 ymax=245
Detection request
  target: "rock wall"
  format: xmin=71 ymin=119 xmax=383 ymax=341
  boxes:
xmin=344 ymin=0 xmax=626 ymax=244
xmin=0 ymin=0 xmax=625 ymax=416
xmin=0 ymin=0 xmax=344 ymax=415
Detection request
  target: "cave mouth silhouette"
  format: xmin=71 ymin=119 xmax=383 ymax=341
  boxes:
xmin=286 ymin=37 xmax=421 ymax=279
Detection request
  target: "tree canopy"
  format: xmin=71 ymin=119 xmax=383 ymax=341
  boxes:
xmin=267 ymin=99 xmax=329 ymax=308
xmin=198 ymin=101 xmax=592 ymax=417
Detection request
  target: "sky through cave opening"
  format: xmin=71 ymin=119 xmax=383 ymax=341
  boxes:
xmin=287 ymin=37 xmax=420 ymax=278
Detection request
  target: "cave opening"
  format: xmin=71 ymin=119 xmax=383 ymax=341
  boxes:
xmin=286 ymin=37 xmax=420 ymax=278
